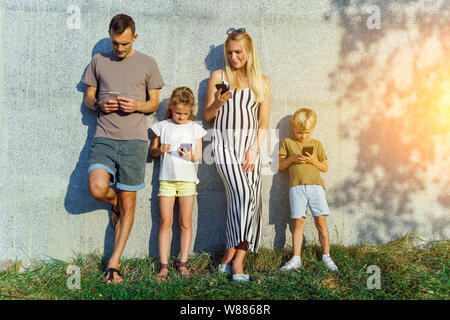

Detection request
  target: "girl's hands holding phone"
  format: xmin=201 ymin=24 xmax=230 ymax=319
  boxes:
xmin=178 ymin=147 xmax=193 ymax=161
xmin=160 ymin=144 xmax=170 ymax=155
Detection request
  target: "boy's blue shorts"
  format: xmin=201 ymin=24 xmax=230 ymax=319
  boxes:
xmin=88 ymin=137 xmax=148 ymax=192
xmin=289 ymin=185 xmax=330 ymax=219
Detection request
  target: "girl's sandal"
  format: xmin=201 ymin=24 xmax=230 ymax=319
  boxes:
xmin=105 ymin=268 xmax=123 ymax=285
xmin=156 ymin=263 xmax=170 ymax=281
xmin=177 ymin=261 xmax=192 ymax=278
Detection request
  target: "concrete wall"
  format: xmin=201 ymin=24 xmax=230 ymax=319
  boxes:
xmin=1 ymin=0 xmax=449 ymax=265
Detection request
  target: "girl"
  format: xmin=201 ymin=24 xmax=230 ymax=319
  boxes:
xmin=150 ymin=86 xmax=207 ymax=281
xmin=204 ymin=28 xmax=271 ymax=282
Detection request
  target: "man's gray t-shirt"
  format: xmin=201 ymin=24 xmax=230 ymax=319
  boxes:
xmin=82 ymin=50 xmax=164 ymax=141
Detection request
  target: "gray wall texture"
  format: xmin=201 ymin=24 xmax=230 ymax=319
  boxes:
xmin=1 ymin=0 xmax=449 ymax=266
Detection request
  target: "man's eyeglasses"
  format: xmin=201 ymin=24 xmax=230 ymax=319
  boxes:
xmin=227 ymin=28 xmax=246 ymax=35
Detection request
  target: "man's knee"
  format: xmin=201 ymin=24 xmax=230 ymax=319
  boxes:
xmin=88 ymin=178 xmax=110 ymax=200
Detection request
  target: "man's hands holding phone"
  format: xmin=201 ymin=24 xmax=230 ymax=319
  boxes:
xmin=98 ymin=92 xmax=142 ymax=113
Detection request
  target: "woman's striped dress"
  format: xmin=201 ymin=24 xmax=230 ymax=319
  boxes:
xmin=213 ymin=74 xmax=262 ymax=252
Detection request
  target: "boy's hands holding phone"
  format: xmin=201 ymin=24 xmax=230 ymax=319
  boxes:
xmin=297 ymin=151 xmax=317 ymax=165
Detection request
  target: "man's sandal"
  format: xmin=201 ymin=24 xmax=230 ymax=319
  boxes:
xmin=156 ymin=263 xmax=170 ymax=281
xmin=105 ymin=268 xmax=123 ymax=285
xmin=177 ymin=261 xmax=192 ymax=278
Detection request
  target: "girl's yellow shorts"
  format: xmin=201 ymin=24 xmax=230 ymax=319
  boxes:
xmin=158 ymin=180 xmax=197 ymax=197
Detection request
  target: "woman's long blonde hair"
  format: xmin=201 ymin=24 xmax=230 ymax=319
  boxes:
xmin=164 ymin=86 xmax=195 ymax=121
xmin=223 ymin=31 xmax=268 ymax=103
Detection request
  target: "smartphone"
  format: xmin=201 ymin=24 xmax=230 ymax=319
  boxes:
xmin=302 ymin=146 xmax=314 ymax=156
xmin=107 ymin=91 xmax=120 ymax=100
xmin=179 ymin=143 xmax=192 ymax=152
xmin=215 ymin=83 xmax=229 ymax=93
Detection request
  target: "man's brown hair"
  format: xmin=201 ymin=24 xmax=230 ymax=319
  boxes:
xmin=109 ymin=14 xmax=135 ymax=35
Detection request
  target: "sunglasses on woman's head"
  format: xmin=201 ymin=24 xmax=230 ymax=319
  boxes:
xmin=227 ymin=28 xmax=246 ymax=35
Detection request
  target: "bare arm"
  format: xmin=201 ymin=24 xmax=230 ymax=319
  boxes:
xmin=242 ymin=76 xmax=271 ymax=173
xmin=279 ymin=155 xmax=301 ymax=171
xmin=204 ymin=70 xmax=232 ymax=122
xmin=84 ymin=86 xmax=98 ymax=111
xmin=149 ymin=135 xmax=170 ymax=158
xmin=250 ymin=76 xmax=271 ymax=152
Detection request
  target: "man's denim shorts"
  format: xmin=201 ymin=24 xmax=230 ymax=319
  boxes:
xmin=289 ymin=185 xmax=330 ymax=219
xmin=88 ymin=137 xmax=149 ymax=191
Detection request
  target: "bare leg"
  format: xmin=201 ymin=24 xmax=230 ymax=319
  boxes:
xmin=157 ymin=196 xmax=175 ymax=281
xmin=232 ymin=241 xmax=248 ymax=275
xmin=106 ymin=191 xmax=137 ymax=283
xmin=221 ymin=248 xmax=237 ymax=266
xmin=178 ymin=196 xmax=194 ymax=265
xmin=314 ymin=215 xmax=330 ymax=254
xmin=88 ymin=169 xmax=117 ymax=207
xmin=292 ymin=218 xmax=306 ymax=256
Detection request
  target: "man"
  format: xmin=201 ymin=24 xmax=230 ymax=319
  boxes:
xmin=82 ymin=14 xmax=164 ymax=284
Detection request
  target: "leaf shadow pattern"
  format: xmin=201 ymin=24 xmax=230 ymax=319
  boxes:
xmin=326 ymin=0 xmax=450 ymax=243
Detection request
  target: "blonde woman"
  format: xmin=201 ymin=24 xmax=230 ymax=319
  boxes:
xmin=204 ymin=28 xmax=271 ymax=282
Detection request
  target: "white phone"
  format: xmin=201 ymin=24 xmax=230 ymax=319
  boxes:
xmin=107 ymin=91 xmax=120 ymax=100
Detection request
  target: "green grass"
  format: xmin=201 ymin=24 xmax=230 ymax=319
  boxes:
xmin=0 ymin=234 xmax=448 ymax=300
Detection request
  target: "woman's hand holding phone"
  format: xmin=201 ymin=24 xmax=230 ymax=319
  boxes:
xmin=214 ymin=84 xmax=232 ymax=107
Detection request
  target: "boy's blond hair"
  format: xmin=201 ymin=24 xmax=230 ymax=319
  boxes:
xmin=291 ymin=108 xmax=317 ymax=131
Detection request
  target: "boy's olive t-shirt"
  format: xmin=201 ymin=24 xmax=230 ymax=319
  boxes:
xmin=279 ymin=137 xmax=327 ymax=189
xmin=82 ymin=50 xmax=165 ymax=141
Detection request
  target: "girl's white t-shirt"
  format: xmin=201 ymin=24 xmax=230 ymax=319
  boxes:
xmin=151 ymin=119 xmax=207 ymax=184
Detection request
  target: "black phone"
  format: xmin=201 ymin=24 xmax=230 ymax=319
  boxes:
xmin=302 ymin=146 xmax=314 ymax=156
xmin=215 ymin=83 xmax=229 ymax=93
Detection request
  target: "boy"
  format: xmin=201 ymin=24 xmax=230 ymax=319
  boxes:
xmin=278 ymin=108 xmax=338 ymax=272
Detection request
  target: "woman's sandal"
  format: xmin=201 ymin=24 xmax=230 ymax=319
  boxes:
xmin=156 ymin=263 xmax=170 ymax=281
xmin=177 ymin=261 xmax=192 ymax=278
xmin=105 ymin=268 xmax=123 ymax=285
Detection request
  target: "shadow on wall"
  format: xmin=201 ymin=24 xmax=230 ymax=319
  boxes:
xmin=325 ymin=0 xmax=450 ymax=243
xmin=64 ymin=38 xmax=113 ymax=217
xmin=268 ymin=115 xmax=293 ymax=249
xmin=193 ymin=44 xmax=228 ymax=253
